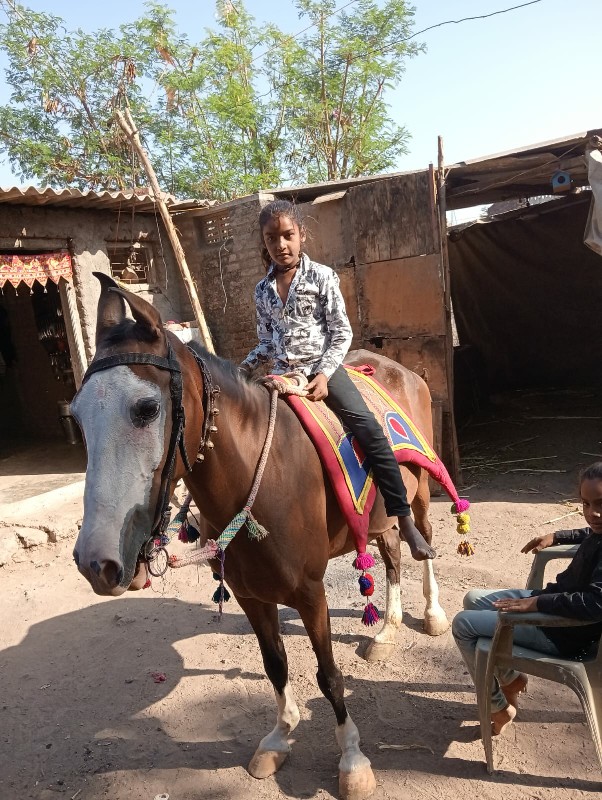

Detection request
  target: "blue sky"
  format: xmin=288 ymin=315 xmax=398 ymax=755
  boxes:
xmin=0 ymin=0 xmax=600 ymax=191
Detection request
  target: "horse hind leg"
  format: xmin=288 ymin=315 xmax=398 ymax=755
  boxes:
xmin=412 ymin=470 xmax=449 ymax=636
xmin=296 ymin=580 xmax=376 ymax=800
xmin=236 ymin=596 xmax=300 ymax=779
xmin=363 ymin=527 xmax=402 ymax=663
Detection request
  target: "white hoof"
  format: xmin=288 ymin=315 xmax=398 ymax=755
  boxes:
xmin=363 ymin=640 xmax=395 ymax=662
xmin=339 ymin=765 xmax=377 ymax=800
xmin=248 ymin=748 xmax=289 ymax=779
xmin=423 ymin=611 xmax=450 ymax=636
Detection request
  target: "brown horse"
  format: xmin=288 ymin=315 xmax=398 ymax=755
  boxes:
xmin=72 ymin=274 xmax=449 ymax=800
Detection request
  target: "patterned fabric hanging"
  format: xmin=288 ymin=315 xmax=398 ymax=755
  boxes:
xmin=0 ymin=251 xmax=73 ymax=289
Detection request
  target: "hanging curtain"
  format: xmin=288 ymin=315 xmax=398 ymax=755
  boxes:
xmin=0 ymin=251 xmax=73 ymax=289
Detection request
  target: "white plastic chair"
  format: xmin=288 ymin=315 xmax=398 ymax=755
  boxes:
xmin=474 ymin=544 xmax=602 ymax=774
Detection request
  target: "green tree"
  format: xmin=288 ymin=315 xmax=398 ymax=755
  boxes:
xmin=0 ymin=0 xmax=424 ymax=199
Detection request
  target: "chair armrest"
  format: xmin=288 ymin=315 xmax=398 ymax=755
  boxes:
xmin=492 ymin=611 xmax=594 ymax=660
xmin=499 ymin=611 xmax=594 ymax=628
xmin=526 ymin=544 xmax=581 ymax=590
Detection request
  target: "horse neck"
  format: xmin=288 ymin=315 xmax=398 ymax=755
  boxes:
xmin=186 ymin=368 xmax=272 ymax=527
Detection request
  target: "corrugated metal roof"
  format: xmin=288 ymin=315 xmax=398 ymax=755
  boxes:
xmin=446 ymin=127 xmax=602 ymax=209
xmin=0 ymin=185 xmax=218 ymax=213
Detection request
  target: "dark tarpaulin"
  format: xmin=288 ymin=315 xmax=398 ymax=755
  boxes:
xmin=448 ymin=198 xmax=602 ymax=391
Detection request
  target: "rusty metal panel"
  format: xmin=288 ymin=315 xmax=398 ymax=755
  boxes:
xmin=359 ymin=254 xmax=445 ymax=338
xmin=348 ymin=172 xmax=436 ymax=264
xmin=336 ymin=266 xmax=362 ymax=348
xmin=377 ymin=337 xmax=448 ymax=405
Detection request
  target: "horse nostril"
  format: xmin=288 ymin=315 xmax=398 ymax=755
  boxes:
xmin=90 ymin=560 xmax=101 ymax=576
xmin=101 ymin=560 xmax=124 ymax=587
xmin=73 ymin=548 xmax=80 ymax=567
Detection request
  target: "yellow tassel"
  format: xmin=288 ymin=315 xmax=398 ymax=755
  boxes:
xmin=456 ymin=512 xmax=470 ymax=525
xmin=457 ymin=522 xmax=471 ymax=535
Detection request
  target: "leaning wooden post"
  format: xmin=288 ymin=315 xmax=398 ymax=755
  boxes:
xmin=114 ymin=108 xmax=215 ymax=354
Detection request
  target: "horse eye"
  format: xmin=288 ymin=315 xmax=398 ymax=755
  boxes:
xmin=131 ymin=398 xmax=160 ymax=427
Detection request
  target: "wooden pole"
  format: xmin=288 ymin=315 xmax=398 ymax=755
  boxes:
xmin=437 ymin=135 xmax=462 ymax=485
xmin=114 ymin=108 xmax=215 ymax=354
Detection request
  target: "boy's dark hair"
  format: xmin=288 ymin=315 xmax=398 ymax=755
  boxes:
xmin=580 ymin=462 xmax=602 ymax=483
xmin=258 ymin=200 xmax=305 ymax=269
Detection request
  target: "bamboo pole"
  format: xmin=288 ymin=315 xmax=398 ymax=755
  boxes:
xmin=114 ymin=108 xmax=214 ymax=353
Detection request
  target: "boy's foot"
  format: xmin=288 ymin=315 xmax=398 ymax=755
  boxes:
xmin=397 ymin=516 xmax=436 ymax=561
xmin=491 ymin=703 xmax=516 ymax=736
xmin=501 ymin=673 xmax=528 ymax=709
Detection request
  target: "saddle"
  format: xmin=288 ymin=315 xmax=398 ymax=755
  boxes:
xmin=273 ymin=365 xmax=470 ymax=556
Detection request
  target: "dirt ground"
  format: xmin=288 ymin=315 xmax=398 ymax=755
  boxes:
xmin=2 ymin=386 xmax=602 ymax=800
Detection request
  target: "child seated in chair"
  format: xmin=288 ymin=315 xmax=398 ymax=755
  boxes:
xmin=452 ymin=461 xmax=602 ymax=736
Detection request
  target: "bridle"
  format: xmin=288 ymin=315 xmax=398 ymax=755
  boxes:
xmin=80 ymin=339 xmax=218 ymax=585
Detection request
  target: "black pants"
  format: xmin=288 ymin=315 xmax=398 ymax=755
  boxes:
xmin=323 ymin=366 xmax=411 ymax=517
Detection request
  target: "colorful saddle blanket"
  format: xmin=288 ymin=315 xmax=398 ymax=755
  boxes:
xmin=278 ymin=365 xmax=464 ymax=554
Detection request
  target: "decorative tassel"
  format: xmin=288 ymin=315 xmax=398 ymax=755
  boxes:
xmin=358 ymin=573 xmax=375 ymax=596
xmin=212 ymin=585 xmax=231 ymax=603
xmin=178 ymin=524 xmax=191 ymax=542
xmin=451 ymin=499 xmax=474 ymax=556
xmin=353 ymin=552 xmax=375 ymax=570
xmin=452 ymin=498 xmax=471 ymax=514
xmin=457 ymin=540 xmax=475 ymax=556
xmin=245 ymin=512 xmax=269 ymax=540
xmin=182 ymin=523 xmax=200 ymax=543
xmin=362 ymin=602 xmax=380 ymax=626
xmin=143 ymin=578 xmax=151 ymax=589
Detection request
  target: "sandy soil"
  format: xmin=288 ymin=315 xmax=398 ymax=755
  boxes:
xmin=2 ymin=387 xmax=602 ymax=800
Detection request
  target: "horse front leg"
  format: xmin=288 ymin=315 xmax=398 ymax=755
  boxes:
xmin=363 ymin=526 xmax=402 ymax=662
xmin=412 ymin=472 xmax=449 ymax=636
xmin=236 ymin=596 xmax=300 ymax=779
xmin=296 ymin=580 xmax=376 ymax=800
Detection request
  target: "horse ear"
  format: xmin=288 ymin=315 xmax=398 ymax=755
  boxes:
xmin=108 ymin=286 xmax=164 ymax=342
xmin=94 ymin=271 xmax=126 ymax=343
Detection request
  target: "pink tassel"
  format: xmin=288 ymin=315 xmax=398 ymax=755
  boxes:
xmin=353 ymin=552 xmax=375 ymax=570
xmin=452 ymin=498 xmax=471 ymax=514
xmin=362 ymin=602 xmax=380 ymax=626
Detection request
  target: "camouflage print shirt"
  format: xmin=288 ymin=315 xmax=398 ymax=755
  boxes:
xmin=241 ymin=254 xmax=353 ymax=378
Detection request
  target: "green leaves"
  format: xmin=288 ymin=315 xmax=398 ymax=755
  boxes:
xmin=0 ymin=0 xmax=423 ymax=197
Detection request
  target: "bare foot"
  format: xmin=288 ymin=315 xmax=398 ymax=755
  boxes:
xmin=398 ymin=516 xmax=436 ymax=561
xmin=502 ymin=673 xmax=528 ymax=709
xmin=491 ymin=703 xmax=516 ymax=736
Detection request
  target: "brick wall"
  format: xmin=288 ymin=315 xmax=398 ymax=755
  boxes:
xmin=178 ymin=195 xmax=266 ymax=362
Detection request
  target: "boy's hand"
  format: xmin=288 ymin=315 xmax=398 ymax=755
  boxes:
xmin=493 ymin=595 xmax=539 ymax=613
xmin=521 ymin=532 xmax=555 ymax=554
xmin=306 ymin=373 xmax=329 ymax=401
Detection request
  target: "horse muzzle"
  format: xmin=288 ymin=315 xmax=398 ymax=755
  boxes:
xmin=73 ymin=547 xmax=128 ymax=596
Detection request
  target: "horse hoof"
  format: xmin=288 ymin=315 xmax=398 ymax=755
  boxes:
xmin=423 ymin=612 xmax=449 ymax=637
xmin=248 ymin=748 xmax=289 ymax=779
xmin=363 ymin=640 xmax=395 ymax=662
xmin=339 ymin=765 xmax=377 ymax=800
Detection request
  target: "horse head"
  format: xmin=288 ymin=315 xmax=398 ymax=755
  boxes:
xmin=71 ymin=273 xmax=203 ymax=596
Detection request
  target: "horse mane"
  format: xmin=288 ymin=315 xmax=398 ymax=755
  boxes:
xmin=187 ymin=341 xmax=264 ymax=401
